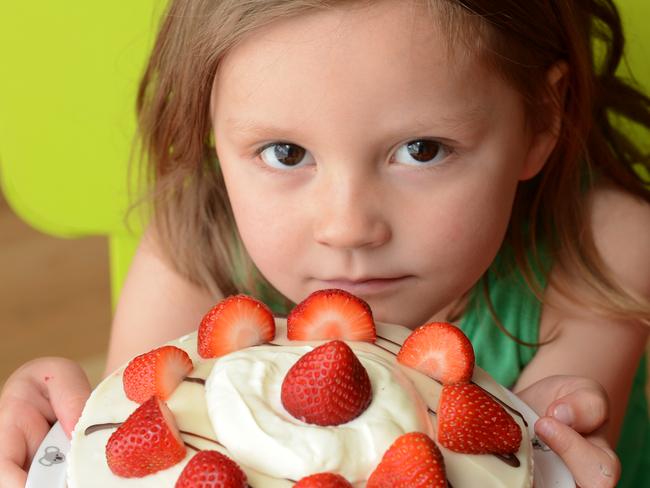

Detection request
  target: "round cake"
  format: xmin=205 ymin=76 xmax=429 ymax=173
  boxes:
xmin=67 ymin=290 xmax=534 ymax=487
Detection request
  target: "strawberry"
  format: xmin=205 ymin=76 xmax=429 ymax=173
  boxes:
xmin=198 ymin=294 xmax=275 ymax=358
xmin=287 ymin=289 xmax=376 ymax=343
xmin=175 ymin=450 xmax=247 ymax=488
xmin=397 ymin=321 xmax=474 ymax=384
xmin=281 ymin=340 xmax=372 ymax=426
xmin=367 ymin=432 xmax=446 ymax=488
xmin=437 ymin=383 xmax=522 ymax=454
xmin=106 ymin=396 xmax=186 ymax=478
xmin=123 ymin=345 xmax=194 ymax=403
xmin=294 ymin=472 xmax=353 ymax=488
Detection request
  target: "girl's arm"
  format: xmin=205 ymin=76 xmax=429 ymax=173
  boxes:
xmin=104 ymin=229 xmax=220 ymax=374
xmin=514 ymin=185 xmax=650 ymax=486
xmin=514 ymin=185 xmax=650 ymax=443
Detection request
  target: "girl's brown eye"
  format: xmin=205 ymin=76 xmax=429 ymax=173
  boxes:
xmin=260 ymin=143 xmax=312 ymax=169
xmin=407 ymin=140 xmax=440 ymax=162
xmin=274 ymin=144 xmax=305 ymax=166
xmin=394 ymin=139 xmax=449 ymax=166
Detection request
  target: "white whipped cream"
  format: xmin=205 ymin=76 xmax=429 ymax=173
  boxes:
xmin=205 ymin=344 xmax=431 ymax=483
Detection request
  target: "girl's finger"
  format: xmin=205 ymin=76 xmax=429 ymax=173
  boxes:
xmin=0 ymin=422 xmax=29 ymax=488
xmin=0 ymin=459 xmax=27 ymax=488
xmin=0 ymin=402 xmax=50 ymax=487
xmin=535 ymin=416 xmax=620 ymax=488
xmin=40 ymin=359 xmax=91 ymax=437
xmin=544 ymin=384 xmax=609 ymax=434
xmin=18 ymin=402 xmax=58 ymax=468
xmin=25 ymin=357 xmax=92 ymax=437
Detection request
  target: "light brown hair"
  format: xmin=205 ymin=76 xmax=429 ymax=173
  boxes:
xmin=134 ymin=0 xmax=650 ymax=322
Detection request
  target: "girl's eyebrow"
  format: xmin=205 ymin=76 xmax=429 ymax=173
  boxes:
xmin=223 ymin=104 xmax=491 ymax=139
xmin=224 ymin=118 xmax=296 ymax=137
xmin=433 ymin=105 xmax=491 ymax=130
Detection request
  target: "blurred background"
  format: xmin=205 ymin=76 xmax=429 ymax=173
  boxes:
xmin=0 ymin=194 xmax=110 ymax=386
xmin=0 ymin=1 xmax=159 ymax=388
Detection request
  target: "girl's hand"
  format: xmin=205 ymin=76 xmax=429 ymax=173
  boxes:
xmin=0 ymin=358 xmax=90 ymax=488
xmin=516 ymin=375 xmax=620 ymax=488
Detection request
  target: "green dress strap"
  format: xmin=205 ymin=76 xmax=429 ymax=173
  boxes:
xmin=458 ymin=250 xmax=649 ymax=488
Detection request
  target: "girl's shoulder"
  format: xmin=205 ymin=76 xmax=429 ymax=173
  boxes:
xmin=588 ymin=183 xmax=650 ymax=299
xmin=105 ymin=227 xmax=219 ymax=373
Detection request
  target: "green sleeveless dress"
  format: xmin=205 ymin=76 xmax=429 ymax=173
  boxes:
xmin=458 ymin=254 xmax=649 ymax=487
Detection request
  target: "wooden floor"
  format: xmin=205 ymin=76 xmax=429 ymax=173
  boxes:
xmin=0 ymin=192 xmax=111 ymax=389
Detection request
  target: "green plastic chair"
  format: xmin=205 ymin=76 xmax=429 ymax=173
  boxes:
xmin=0 ymin=1 xmax=648 ymax=307
xmin=0 ymin=1 xmax=162 ymax=306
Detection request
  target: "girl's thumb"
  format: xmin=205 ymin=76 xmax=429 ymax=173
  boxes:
xmin=544 ymin=381 xmax=609 ymax=434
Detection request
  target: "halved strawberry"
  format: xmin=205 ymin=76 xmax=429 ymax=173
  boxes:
xmin=198 ymin=294 xmax=275 ymax=358
xmin=287 ymin=289 xmax=376 ymax=342
xmin=367 ymin=432 xmax=446 ymax=488
xmin=281 ymin=340 xmax=372 ymax=426
xmin=397 ymin=322 xmax=474 ymax=384
xmin=437 ymin=383 xmax=522 ymax=454
xmin=123 ymin=345 xmax=193 ymax=403
xmin=106 ymin=396 xmax=186 ymax=477
xmin=294 ymin=472 xmax=353 ymax=488
xmin=175 ymin=450 xmax=247 ymax=488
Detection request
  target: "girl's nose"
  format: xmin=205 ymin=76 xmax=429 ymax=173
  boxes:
xmin=312 ymin=174 xmax=391 ymax=250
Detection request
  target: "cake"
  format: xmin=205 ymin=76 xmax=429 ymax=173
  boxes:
xmin=67 ymin=289 xmax=534 ymax=487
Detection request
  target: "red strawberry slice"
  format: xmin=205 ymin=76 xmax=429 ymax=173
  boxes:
xmin=281 ymin=340 xmax=372 ymax=426
xmin=123 ymin=345 xmax=194 ymax=403
xmin=367 ymin=432 xmax=446 ymax=488
xmin=287 ymin=289 xmax=376 ymax=343
xmin=397 ymin=321 xmax=474 ymax=384
xmin=175 ymin=450 xmax=247 ymax=488
xmin=106 ymin=396 xmax=186 ymax=477
xmin=437 ymin=383 xmax=522 ymax=454
xmin=294 ymin=472 xmax=353 ymax=488
xmin=198 ymin=294 xmax=275 ymax=358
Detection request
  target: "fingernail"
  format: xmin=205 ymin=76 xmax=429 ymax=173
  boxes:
xmin=535 ymin=417 xmax=556 ymax=439
xmin=552 ymin=403 xmax=574 ymax=426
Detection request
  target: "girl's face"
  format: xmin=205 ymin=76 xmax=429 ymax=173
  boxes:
xmin=212 ymin=0 xmax=547 ymax=328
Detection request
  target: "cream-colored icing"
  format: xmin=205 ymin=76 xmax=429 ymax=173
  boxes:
xmin=67 ymin=320 xmax=533 ymax=487
xmin=206 ymin=346 xmax=429 ymax=482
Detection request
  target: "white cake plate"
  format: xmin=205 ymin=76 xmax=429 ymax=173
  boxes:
xmin=25 ymin=422 xmax=70 ymax=488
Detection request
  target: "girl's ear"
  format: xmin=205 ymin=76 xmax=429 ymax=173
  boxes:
xmin=520 ymin=61 xmax=569 ymax=181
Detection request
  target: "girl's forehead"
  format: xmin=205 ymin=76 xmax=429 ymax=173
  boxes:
xmin=211 ymin=0 xmax=505 ymax=130
xmin=241 ymin=0 xmax=441 ymax=50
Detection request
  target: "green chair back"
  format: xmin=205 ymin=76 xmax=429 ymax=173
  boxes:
xmin=0 ymin=1 xmax=162 ymax=305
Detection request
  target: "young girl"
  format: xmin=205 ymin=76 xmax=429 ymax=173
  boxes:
xmin=1 ymin=0 xmax=649 ymax=486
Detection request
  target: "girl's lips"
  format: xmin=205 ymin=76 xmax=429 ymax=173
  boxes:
xmin=316 ymin=276 xmax=413 ymax=295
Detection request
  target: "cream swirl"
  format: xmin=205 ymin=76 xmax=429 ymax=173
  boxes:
xmin=205 ymin=344 xmax=431 ymax=483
